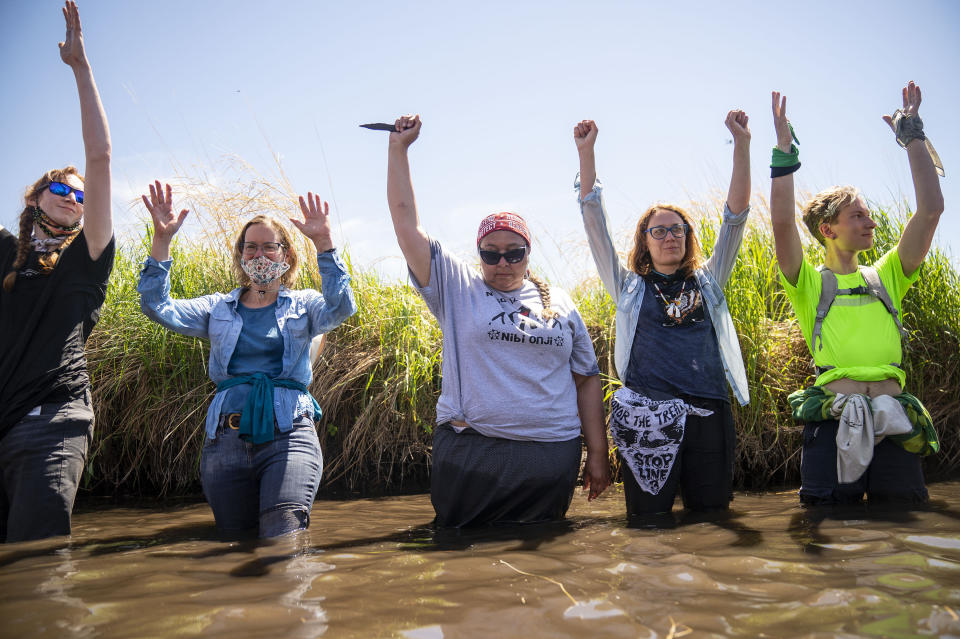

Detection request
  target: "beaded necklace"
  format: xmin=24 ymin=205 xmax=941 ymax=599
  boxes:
xmin=33 ymin=206 xmax=81 ymax=239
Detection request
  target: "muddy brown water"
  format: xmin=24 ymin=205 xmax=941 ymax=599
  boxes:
xmin=2 ymin=482 xmax=960 ymax=638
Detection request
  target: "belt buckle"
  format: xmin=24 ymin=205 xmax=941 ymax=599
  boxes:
xmin=227 ymin=413 xmax=242 ymax=429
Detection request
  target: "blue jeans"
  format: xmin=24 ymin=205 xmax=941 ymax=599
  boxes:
xmin=200 ymin=418 xmax=322 ymax=538
xmin=0 ymin=393 xmax=94 ymax=543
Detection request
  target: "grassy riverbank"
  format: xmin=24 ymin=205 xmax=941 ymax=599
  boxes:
xmin=83 ymin=191 xmax=960 ymax=497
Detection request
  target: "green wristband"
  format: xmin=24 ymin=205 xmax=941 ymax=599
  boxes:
xmin=771 ymin=144 xmax=799 ymax=168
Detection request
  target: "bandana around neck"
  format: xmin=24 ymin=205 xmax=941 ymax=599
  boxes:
xmin=33 ymin=206 xmax=81 ymax=239
xmin=241 ymin=254 xmax=291 ymax=286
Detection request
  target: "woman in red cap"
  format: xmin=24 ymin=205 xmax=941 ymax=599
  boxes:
xmin=386 ymin=115 xmax=610 ymax=528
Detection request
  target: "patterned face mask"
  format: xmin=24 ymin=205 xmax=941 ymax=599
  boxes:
xmin=241 ymin=254 xmax=290 ymax=286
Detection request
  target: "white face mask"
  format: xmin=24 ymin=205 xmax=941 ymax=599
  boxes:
xmin=241 ymin=254 xmax=291 ymax=286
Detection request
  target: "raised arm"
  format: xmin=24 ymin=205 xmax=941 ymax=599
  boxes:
xmin=883 ymin=82 xmax=945 ymax=276
xmin=725 ymin=110 xmax=751 ymax=214
xmin=769 ymin=92 xmax=804 ymax=285
xmin=60 ymin=1 xmax=112 ymax=260
xmin=292 ymin=192 xmax=335 ymax=254
xmin=574 ymin=120 xmax=628 ymax=301
xmin=575 ymin=119 xmax=599 ymax=199
xmin=703 ymin=110 xmax=753 ymax=286
xmin=142 ymin=181 xmax=189 ymax=262
xmin=387 ymin=115 xmax=431 ymax=287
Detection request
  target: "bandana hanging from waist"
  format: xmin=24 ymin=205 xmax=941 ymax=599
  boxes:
xmin=609 ymin=387 xmax=713 ymax=495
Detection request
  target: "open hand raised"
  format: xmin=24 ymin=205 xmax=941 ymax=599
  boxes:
xmin=142 ymin=181 xmax=189 ymax=240
xmin=58 ymin=1 xmax=87 ymax=69
xmin=883 ymin=80 xmax=923 ymax=132
xmin=292 ymin=192 xmax=334 ymax=252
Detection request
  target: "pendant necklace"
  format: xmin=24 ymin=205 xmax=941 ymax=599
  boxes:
xmin=652 ymin=279 xmax=686 ymax=321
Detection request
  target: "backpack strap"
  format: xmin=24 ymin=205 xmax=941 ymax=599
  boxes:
xmin=813 ymin=266 xmax=838 ymax=352
xmin=859 ymin=265 xmax=909 ymax=341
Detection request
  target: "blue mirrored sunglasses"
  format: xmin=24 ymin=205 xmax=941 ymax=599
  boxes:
xmin=48 ymin=181 xmax=84 ymax=204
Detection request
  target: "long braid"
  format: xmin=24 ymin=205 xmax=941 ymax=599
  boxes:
xmin=2 ymin=207 xmax=35 ymax=292
xmin=526 ymin=273 xmax=557 ymax=321
xmin=4 ymin=166 xmax=84 ymax=293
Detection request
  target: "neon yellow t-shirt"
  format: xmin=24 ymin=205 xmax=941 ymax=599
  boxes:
xmin=780 ymin=248 xmax=919 ymax=387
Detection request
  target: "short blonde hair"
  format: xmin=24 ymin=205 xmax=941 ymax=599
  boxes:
xmin=231 ymin=215 xmax=300 ymax=288
xmin=802 ymin=185 xmax=861 ymax=246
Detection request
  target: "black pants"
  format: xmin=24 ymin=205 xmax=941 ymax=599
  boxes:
xmin=621 ymin=397 xmax=735 ymax=516
xmin=799 ymin=418 xmax=928 ymax=505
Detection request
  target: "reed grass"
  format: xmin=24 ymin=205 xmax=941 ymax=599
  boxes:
xmin=83 ymin=175 xmax=960 ymax=497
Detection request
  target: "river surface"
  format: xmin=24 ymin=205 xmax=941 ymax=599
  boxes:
xmin=2 ymin=482 xmax=960 ymax=638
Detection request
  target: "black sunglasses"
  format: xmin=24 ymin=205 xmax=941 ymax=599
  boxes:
xmin=479 ymin=246 xmax=527 ymax=265
xmin=48 ymin=181 xmax=84 ymax=204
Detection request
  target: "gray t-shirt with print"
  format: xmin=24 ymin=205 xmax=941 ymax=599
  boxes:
xmin=412 ymin=239 xmax=600 ymax=442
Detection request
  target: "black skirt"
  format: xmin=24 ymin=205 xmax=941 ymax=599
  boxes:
xmin=430 ymin=423 xmax=581 ymax=528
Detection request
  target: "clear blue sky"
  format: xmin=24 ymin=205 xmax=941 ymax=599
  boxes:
xmin=2 ymin=0 xmax=957 ymax=285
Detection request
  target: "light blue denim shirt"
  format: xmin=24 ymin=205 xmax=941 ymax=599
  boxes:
xmin=137 ymin=250 xmax=357 ymax=438
xmin=576 ymin=177 xmax=751 ymax=406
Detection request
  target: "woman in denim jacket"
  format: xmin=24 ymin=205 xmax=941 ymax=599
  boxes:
xmin=574 ymin=112 xmax=751 ymax=521
xmin=138 ymin=182 xmax=356 ymax=537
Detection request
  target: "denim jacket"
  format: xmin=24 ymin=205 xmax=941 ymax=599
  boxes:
xmin=137 ymin=250 xmax=357 ymax=437
xmin=577 ymin=178 xmax=750 ymax=406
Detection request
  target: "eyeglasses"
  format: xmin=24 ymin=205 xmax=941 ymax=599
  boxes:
xmin=479 ymin=246 xmax=527 ymax=265
xmin=242 ymin=242 xmax=284 ymax=257
xmin=48 ymin=181 xmax=84 ymax=204
xmin=646 ymin=224 xmax=689 ymax=240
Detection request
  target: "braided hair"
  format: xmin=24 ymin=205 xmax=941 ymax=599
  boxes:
xmin=526 ymin=273 xmax=557 ymax=321
xmin=3 ymin=167 xmax=84 ymax=293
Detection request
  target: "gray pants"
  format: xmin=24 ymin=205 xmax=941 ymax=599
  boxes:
xmin=0 ymin=393 xmax=94 ymax=543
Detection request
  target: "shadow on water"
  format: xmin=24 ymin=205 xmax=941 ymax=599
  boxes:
xmin=0 ymin=521 xmax=219 ymax=569
xmin=787 ymin=499 xmax=960 ymax=555
xmin=627 ymin=508 xmax=765 ymax=547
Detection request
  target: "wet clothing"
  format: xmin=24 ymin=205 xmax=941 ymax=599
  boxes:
xmin=138 ymin=250 xmax=356 ymax=537
xmin=0 ymin=228 xmax=114 ymax=542
xmin=201 ymin=417 xmax=322 ymax=536
xmin=411 ymin=239 xmax=601 ymax=527
xmin=431 ymin=424 xmax=581 ymax=528
xmin=780 ymin=248 xmax=917 ymax=388
xmin=799 ymin=418 xmax=928 ymax=505
xmin=620 ymin=395 xmax=735 ymax=516
xmin=577 ymin=177 xmax=748 ymax=515
xmin=780 ymin=248 xmax=929 ymax=504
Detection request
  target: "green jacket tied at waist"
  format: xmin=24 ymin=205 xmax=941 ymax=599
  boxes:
xmin=788 ymin=385 xmax=939 ymax=456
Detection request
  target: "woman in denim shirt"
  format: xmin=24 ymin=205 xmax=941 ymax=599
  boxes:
xmin=574 ymin=112 xmax=751 ymax=522
xmin=138 ymin=182 xmax=356 ymax=537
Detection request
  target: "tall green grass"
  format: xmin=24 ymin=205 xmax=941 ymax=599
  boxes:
xmin=83 ymin=182 xmax=960 ymax=497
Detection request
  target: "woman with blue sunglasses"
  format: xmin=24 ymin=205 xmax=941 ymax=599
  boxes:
xmin=387 ymin=114 xmax=610 ymax=528
xmin=0 ymin=2 xmax=113 ymax=542
xmin=574 ymin=111 xmax=752 ymax=524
